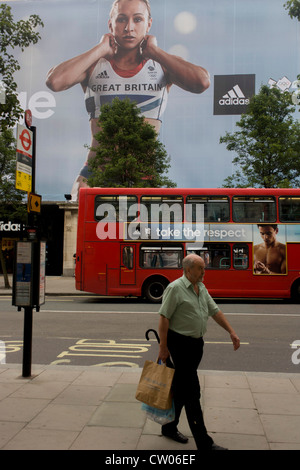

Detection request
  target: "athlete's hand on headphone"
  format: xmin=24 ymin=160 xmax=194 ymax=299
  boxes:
xmin=99 ymin=33 xmax=118 ymax=59
xmin=140 ymin=34 xmax=158 ymax=59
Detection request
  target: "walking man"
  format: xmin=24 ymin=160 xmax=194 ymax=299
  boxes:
xmin=158 ymin=254 xmax=240 ymax=450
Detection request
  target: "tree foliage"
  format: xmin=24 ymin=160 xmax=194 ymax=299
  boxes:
xmin=0 ymin=3 xmax=44 ymax=131
xmin=0 ymin=128 xmax=26 ymax=219
xmin=0 ymin=4 xmax=43 ymax=286
xmin=0 ymin=2 xmax=42 ymax=221
xmin=220 ymin=85 xmax=300 ymax=188
xmin=284 ymin=0 xmax=300 ymax=20
xmin=0 ymin=128 xmax=26 ymax=287
xmin=88 ymin=98 xmax=176 ymax=188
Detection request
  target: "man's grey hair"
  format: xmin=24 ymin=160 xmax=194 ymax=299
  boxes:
xmin=182 ymin=255 xmax=196 ymax=273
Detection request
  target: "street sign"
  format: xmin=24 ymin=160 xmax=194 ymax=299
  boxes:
xmin=16 ymin=124 xmax=33 ymax=192
xmin=12 ymin=240 xmax=46 ymax=378
xmin=25 ymin=109 xmax=32 ymax=128
xmin=27 ymin=193 xmax=41 ymax=214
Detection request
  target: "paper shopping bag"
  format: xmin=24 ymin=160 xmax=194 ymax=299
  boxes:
xmin=135 ymin=360 xmax=174 ymax=410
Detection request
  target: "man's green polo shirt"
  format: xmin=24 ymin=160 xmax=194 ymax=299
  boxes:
xmin=158 ymin=275 xmax=220 ymax=338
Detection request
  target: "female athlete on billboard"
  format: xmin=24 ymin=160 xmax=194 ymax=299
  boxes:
xmin=46 ymin=0 xmax=210 ymax=200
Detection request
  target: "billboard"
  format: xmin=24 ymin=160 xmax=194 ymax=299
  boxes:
xmin=4 ymin=0 xmax=300 ymax=201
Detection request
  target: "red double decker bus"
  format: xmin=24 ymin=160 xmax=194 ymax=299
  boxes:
xmin=75 ymin=187 xmax=300 ymax=302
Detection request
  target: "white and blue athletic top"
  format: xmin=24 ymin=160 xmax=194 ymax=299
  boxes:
xmin=84 ymin=58 xmax=169 ymax=121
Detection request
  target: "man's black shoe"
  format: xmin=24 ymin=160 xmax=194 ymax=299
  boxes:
xmin=211 ymin=443 xmax=228 ymax=450
xmin=162 ymin=429 xmax=188 ymax=444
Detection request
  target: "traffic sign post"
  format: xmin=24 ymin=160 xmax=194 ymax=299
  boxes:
xmin=13 ymin=110 xmax=45 ymax=378
xmin=27 ymin=193 xmax=41 ymax=214
xmin=16 ymin=124 xmax=33 ymax=193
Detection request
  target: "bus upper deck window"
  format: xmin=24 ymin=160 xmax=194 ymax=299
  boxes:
xmin=279 ymin=197 xmax=300 ymax=222
xmin=94 ymin=195 xmax=138 ymax=222
xmin=186 ymin=196 xmax=229 ymax=223
xmin=140 ymin=196 xmax=183 ymax=222
xmin=233 ymin=196 xmax=276 ymax=223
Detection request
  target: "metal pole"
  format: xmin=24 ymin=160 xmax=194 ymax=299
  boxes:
xmin=22 ymin=124 xmax=36 ymax=378
xmin=31 ymin=126 xmax=36 ymax=194
xmin=22 ymin=306 xmax=33 ymax=377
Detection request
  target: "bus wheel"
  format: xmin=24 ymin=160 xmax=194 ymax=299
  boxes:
xmin=291 ymin=279 xmax=300 ymax=302
xmin=144 ymin=278 xmax=168 ymax=303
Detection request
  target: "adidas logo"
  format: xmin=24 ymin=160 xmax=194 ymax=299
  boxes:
xmin=219 ymin=85 xmax=249 ymax=106
xmin=96 ymin=71 xmax=110 ymax=79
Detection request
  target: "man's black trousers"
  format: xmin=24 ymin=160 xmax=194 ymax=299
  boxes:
xmin=162 ymin=329 xmax=213 ymax=450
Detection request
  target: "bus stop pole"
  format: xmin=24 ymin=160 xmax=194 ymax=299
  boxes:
xmin=22 ymin=124 xmax=36 ymax=378
xmin=22 ymin=306 xmax=33 ymax=377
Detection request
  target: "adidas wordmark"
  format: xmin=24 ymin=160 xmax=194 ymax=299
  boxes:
xmin=219 ymin=84 xmax=250 ymax=106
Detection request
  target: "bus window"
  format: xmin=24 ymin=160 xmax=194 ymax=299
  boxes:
xmin=140 ymin=196 xmax=183 ymax=222
xmin=187 ymin=243 xmax=230 ymax=269
xmin=140 ymin=245 xmax=183 ymax=269
xmin=279 ymin=197 xmax=300 ymax=222
xmin=233 ymin=196 xmax=276 ymax=223
xmin=122 ymin=246 xmax=134 ymax=269
xmin=95 ymin=195 xmax=138 ymax=222
xmin=186 ymin=196 xmax=229 ymax=222
xmin=233 ymin=245 xmax=249 ymax=270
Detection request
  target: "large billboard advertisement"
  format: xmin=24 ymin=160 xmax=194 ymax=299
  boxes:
xmin=4 ymin=0 xmax=300 ymax=201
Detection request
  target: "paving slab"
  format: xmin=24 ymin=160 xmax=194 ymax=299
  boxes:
xmin=253 ymin=392 xmax=300 ymax=415
xmin=89 ymin=402 xmax=145 ymax=428
xmin=204 ymin=387 xmax=255 ymax=409
xmin=71 ymin=427 xmax=142 ymax=450
xmin=204 ymin=406 xmax=265 ymax=436
xmin=3 ymin=428 xmax=79 ymax=450
xmin=260 ymin=414 xmax=300 ymax=444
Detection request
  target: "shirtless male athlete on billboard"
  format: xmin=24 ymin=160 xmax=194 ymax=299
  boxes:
xmin=254 ymin=224 xmax=286 ymax=274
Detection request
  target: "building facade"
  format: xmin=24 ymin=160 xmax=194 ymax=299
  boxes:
xmin=0 ymin=202 xmax=78 ymax=277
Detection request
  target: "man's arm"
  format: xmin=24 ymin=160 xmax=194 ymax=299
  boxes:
xmin=141 ymin=35 xmax=210 ymax=93
xmin=212 ymin=311 xmax=240 ymax=351
xmin=158 ymin=315 xmax=170 ymax=363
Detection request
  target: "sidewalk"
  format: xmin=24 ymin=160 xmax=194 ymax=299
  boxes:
xmin=0 ymin=275 xmax=82 ymax=297
xmin=1 ymin=276 xmax=300 ymax=450
xmin=0 ymin=364 xmax=300 ymax=450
